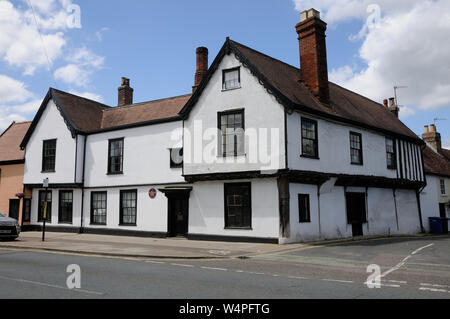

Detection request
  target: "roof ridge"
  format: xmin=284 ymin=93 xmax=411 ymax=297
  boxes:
xmin=230 ymin=39 xmax=300 ymax=71
xmin=103 ymin=93 xmax=192 ymax=112
xmin=50 ymin=88 xmax=111 ymax=109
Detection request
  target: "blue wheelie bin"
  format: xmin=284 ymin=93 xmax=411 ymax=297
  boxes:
xmin=429 ymin=217 xmax=443 ymax=234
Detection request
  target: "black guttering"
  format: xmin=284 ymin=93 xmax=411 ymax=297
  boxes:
xmin=179 ymin=38 xmax=423 ymax=146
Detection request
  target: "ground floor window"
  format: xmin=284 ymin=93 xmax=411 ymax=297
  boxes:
xmin=120 ymin=190 xmax=137 ymax=226
xmin=91 ymin=192 xmax=107 ymax=225
xmin=38 ymin=191 xmax=52 ymax=222
xmin=58 ymin=191 xmax=73 ymax=224
xmin=23 ymin=199 xmax=31 ymax=222
xmin=298 ymin=194 xmax=311 ymax=223
xmin=224 ymin=183 xmax=251 ymax=229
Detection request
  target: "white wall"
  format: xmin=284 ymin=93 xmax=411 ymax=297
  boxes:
xmin=24 ymin=100 xmax=77 ymax=184
xmin=420 ymin=174 xmax=442 ymax=232
xmin=287 ymin=111 xmax=423 ymax=181
xmin=84 ymin=121 xmax=184 ymax=188
xmin=287 ymin=183 xmax=425 ymax=243
xmin=189 ymin=179 xmax=279 ymax=239
xmin=82 ymin=187 xmax=169 ymax=233
xmin=30 ymin=188 xmax=82 ymax=226
xmin=184 ymin=54 xmax=286 ymax=175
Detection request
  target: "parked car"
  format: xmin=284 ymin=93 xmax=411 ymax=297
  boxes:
xmin=0 ymin=211 xmax=20 ymax=240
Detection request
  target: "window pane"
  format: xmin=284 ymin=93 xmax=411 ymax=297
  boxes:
xmin=301 ymin=119 xmax=318 ymax=158
xmin=223 ymin=69 xmax=240 ymax=90
xmin=120 ymin=191 xmax=137 ymax=225
xmin=219 ymin=111 xmax=245 ymax=157
xmin=298 ymin=194 xmax=310 ymax=223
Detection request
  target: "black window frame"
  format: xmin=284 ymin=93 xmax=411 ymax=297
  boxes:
xmin=42 ymin=139 xmax=57 ymax=173
xmin=298 ymin=194 xmax=311 ymax=223
xmin=22 ymin=198 xmax=31 ymax=222
xmin=58 ymin=190 xmax=73 ymax=224
xmin=301 ymin=117 xmax=319 ymax=159
xmin=440 ymin=179 xmax=447 ymax=195
xmin=91 ymin=191 xmax=107 ymax=226
xmin=119 ymin=189 xmax=137 ymax=226
xmin=350 ymin=132 xmax=363 ymax=165
xmin=222 ymin=67 xmax=241 ymax=91
xmin=218 ymin=109 xmax=245 ymax=158
xmin=386 ymin=137 xmax=397 ymax=170
xmin=224 ymin=182 xmax=252 ymax=230
xmin=108 ymin=138 xmax=124 ymax=175
xmin=169 ymin=148 xmax=184 ymax=168
xmin=38 ymin=190 xmax=52 ymax=222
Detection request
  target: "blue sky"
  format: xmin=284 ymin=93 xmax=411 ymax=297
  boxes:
xmin=0 ymin=0 xmax=449 ymax=147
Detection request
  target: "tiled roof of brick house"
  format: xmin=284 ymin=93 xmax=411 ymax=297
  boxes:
xmin=0 ymin=121 xmax=32 ymax=163
xmin=422 ymin=146 xmax=450 ymax=178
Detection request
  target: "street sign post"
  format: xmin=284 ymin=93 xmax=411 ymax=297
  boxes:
xmin=42 ymin=178 xmax=49 ymax=242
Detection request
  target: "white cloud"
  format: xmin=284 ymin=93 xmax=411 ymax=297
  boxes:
xmin=53 ymin=47 xmax=104 ymax=87
xmin=294 ymin=0 xmax=450 ymax=115
xmin=0 ymin=75 xmax=34 ymax=104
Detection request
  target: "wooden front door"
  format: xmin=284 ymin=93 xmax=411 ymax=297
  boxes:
xmin=168 ymin=194 xmax=189 ymax=237
xmin=346 ymin=193 xmax=367 ymax=237
xmin=9 ymin=199 xmax=20 ymax=221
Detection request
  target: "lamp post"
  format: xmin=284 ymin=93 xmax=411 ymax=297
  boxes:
xmin=42 ymin=178 xmax=49 ymax=242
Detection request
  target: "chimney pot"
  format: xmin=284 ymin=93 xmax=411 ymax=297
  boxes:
xmin=389 ymin=97 xmax=396 ymax=107
xmin=422 ymin=124 xmax=442 ymax=150
xmin=383 ymin=99 xmax=389 ymax=108
xmin=424 ymin=125 xmax=430 ymax=133
xmin=118 ymin=77 xmax=133 ymax=107
xmin=296 ymin=8 xmax=330 ymax=105
xmin=193 ymin=46 xmax=209 ymax=93
xmin=430 ymin=124 xmax=436 ymax=132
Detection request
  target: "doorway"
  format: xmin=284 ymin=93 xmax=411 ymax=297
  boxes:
xmin=346 ymin=193 xmax=367 ymax=237
xmin=9 ymin=199 xmax=20 ymax=221
xmin=439 ymin=203 xmax=446 ymax=218
xmin=162 ymin=189 xmax=191 ymax=238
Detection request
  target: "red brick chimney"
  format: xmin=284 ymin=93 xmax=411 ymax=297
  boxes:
xmin=192 ymin=47 xmax=208 ymax=93
xmin=423 ymin=124 xmax=442 ymax=150
xmin=296 ymin=9 xmax=330 ymax=105
xmin=118 ymin=77 xmax=133 ymax=107
xmin=388 ymin=97 xmax=399 ymax=118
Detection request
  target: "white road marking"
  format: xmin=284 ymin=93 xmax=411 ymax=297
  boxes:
xmin=381 ymin=243 xmax=434 ymax=278
xmin=0 ymin=274 xmax=103 ymax=295
xmin=363 ymin=282 xmax=401 ymax=288
xmin=145 ymin=261 xmax=165 ymax=264
xmin=420 ymin=287 xmax=449 ymax=293
xmin=385 ymin=280 xmax=407 ymax=284
xmin=420 ymin=283 xmax=450 ymax=289
xmin=322 ymin=279 xmax=354 ymax=284
xmin=288 ymin=276 xmax=308 ymax=280
xmin=171 ymin=263 xmax=194 ymax=268
xmin=201 ymin=266 xmax=228 ymax=271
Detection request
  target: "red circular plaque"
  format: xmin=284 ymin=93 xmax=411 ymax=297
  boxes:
xmin=149 ymin=188 xmax=157 ymax=199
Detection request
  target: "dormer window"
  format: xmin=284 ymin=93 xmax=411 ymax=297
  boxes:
xmin=222 ymin=68 xmax=240 ymax=90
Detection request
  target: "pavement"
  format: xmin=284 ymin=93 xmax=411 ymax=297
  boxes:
xmin=0 ymin=231 xmax=307 ymax=259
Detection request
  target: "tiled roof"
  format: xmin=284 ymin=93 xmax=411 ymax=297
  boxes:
xmin=231 ymin=40 xmax=420 ymax=141
xmin=422 ymin=146 xmax=450 ymax=177
xmin=0 ymin=121 xmax=31 ymax=163
xmin=439 ymin=148 xmax=450 ymax=161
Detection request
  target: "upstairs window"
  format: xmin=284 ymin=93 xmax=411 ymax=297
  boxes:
xmin=441 ymin=179 xmax=447 ymax=195
xmin=222 ymin=68 xmax=240 ymax=90
xmin=301 ymin=118 xmax=318 ymax=158
xmin=108 ymin=138 xmax=124 ymax=174
xmin=219 ymin=110 xmax=245 ymax=157
xmin=386 ymin=137 xmax=397 ymax=169
xmin=42 ymin=139 xmax=57 ymax=172
xmin=350 ymin=132 xmax=363 ymax=165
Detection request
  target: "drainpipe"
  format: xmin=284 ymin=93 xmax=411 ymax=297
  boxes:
xmin=416 ymin=186 xmax=426 ymax=234
xmin=393 ymin=189 xmax=399 ymax=231
xmin=79 ymin=135 xmax=87 ymax=234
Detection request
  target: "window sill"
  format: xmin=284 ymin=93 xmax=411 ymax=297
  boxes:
xmin=58 ymin=222 xmax=73 ymax=225
xmin=119 ymin=224 xmax=137 ymax=227
xmin=90 ymin=223 xmax=107 ymax=226
xmin=221 ymin=87 xmax=241 ymax=92
xmin=224 ymin=227 xmax=253 ymax=231
xmin=41 ymin=171 xmax=56 ymax=174
xmin=301 ymin=155 xmax=320 ymax=160
xmin=107 ymin=172 xmax=124 ymax=176
xmin=351 ymin=163 xmax=364 ymax=166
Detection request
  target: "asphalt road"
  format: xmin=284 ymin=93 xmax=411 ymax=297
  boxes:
xmin=0 ymin=236 xmax=449 ymax=299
